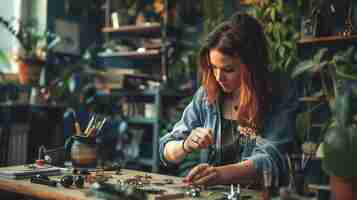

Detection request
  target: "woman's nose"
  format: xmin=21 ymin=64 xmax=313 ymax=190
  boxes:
xmin=216 ymin=70 xmax=225 ymax=81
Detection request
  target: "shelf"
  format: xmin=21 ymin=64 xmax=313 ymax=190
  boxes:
xmin=127 ymin=117 xmax=158 ymax=125
xmin=111 ymin=89 xmax=160 ymax=97
xmin=308 ymin=184 xmax=330 ymax=191
xmin=99 ymin=50 xmax=161 ymax=60
xmin=298 ymin=35 xmax=357 ymax=46
xmin=102 ymin=23 xmax=161 ymax=37
xmin=298 ymin=96 xmax=325 ymax=102
xmin=136 ymin=157 xmax=154 ymax=166
xmin=298 ymin=92 xmax=326 ymax=102
xmin=111 ymin=88 xmax=185 ymax=98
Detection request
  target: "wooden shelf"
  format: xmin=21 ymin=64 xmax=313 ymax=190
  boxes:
xmin=136 ymin=157 xmax=154 ymax=166
xmin=111 ymin=89 xmax=159 ymax=97
xmin=127 ymin=117 xmax=157 ymax=125
xmin=99 ymin=50 xmax=160 ymax=59
xmin=298 ymin=35 xmax=357 ymax=46
xmin=111 ymin=88 xmax=187 ymax=98
xmin=298 ymin=96 xmax=325 ymax=102
xmin=102 ymin=24 xmax=161 ymax=37
xmin=308 ymin=184 xmax=330 ymax=191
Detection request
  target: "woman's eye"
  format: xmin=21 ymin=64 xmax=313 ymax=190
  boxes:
xmin=212 ymin=66 xmax=236 ymax=74
xmin=224 ymin=68 xmax=234 ymax=73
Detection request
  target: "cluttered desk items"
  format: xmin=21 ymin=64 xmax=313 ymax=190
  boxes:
xmin=0 ymin=164 xmax=61 ymax=179
xmin=0 ymin=165 xmax=263 ymax=200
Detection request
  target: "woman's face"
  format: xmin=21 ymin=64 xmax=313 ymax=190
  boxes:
xmin=209 ymin=49 xmax=242 ymax=94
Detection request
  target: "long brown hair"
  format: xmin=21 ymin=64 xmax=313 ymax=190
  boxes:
xmin=199 ymin=13 xmax=272 ymax=127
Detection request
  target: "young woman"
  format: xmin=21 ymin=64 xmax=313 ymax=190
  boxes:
xmin=159 ymin=12 xmax=299 ymax=187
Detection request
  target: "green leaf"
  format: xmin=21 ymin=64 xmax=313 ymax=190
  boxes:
xmin=264 ymin=7 xmax=272 ymax=18
xmin=0 ymin=51 xmax=11 ymax=69
xmin=277 ymin=0 xmax=284 ymax=11
xmin=266 ymin=22 xmax=274 ymax=33
xmin=314 ymin=60 xmax=329 ymax=72
xmin=296 ymin=111 xmax=312 ymax=142
xmin=313 ymin=48 xmax=329 ymax=63
xmin=283 ymin=41 xmax=293 ymax=48
xmin=284 ymin=56 xmax=293 ymax=70
xmin=271 ymin=8 xmax=277 ymax=21
xmin=292 ymin=60 xmax=315 ymax=78
xmin=345 ymin=46 xmax=355 ymax=57
xmin=279 ymin=46 xmax=286 ymax=57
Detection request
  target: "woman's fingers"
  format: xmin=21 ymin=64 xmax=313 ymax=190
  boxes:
xmin=187 ymin=165 xmax=219 ymax=186
xmin=187 ymin=128 xmax=213 ymax=150
xmin=194 ymin=170 xmax=218 ymax=186
xmin=191 ymin=165 xmax=212 ymax=182
xmin=185 ymin=127 xmax=214 ymax=151
xmin=184 ymin=164 xmax=210 ymax=183
xmin=190 ymin=140 xmax=200 ymax=149
xmin=195 ymin=128 xmax=214 ymax=144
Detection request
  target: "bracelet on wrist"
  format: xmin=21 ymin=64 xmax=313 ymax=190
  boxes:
xmin=182 ymin=138 xmax=192 ymax=153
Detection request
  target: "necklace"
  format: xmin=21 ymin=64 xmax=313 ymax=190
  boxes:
xmin=234 ymin=105 xmax=239 ymax=111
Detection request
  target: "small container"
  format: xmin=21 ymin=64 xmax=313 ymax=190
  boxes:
xmin=70 ymin=136 xmax=97 ymax=169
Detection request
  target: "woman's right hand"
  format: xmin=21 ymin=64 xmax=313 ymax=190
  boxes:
xmin=184 ymin=128 xmax=214 ymax=151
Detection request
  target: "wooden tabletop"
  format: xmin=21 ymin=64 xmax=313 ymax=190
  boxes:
xmin=0 ymin=166 xmax=262 ymax=200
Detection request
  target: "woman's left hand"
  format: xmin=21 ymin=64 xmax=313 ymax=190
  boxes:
xmin=183 ymin=163 xmax=221 ymax=186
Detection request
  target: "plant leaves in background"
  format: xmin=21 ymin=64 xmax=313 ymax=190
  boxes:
xmin=313 ymin=48 xmax=328 ymax=63
xmin=296 ymin=111 xmax=311 ymax=143
xmin=292 ymin=60 xmax=315 ymax=78
xmin=0 ymin=51 xmax=11 ymax=71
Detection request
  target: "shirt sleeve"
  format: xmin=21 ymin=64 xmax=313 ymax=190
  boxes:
xmin=243 ymin=84 xmax=300 ymax=187
xmin=159 ymin=87 xmax=206 ymax=166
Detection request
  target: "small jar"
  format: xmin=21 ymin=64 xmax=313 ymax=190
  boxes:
xmin=70 ymin=136 xmax=97 ymax=169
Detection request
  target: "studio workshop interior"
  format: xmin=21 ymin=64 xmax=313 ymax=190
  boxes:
xmin=0 ymin=0 xmax=357 ymax=200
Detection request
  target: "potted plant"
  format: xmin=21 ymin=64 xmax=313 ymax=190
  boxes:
xmin=0 ymin=16 xmax=58 ymax=85
xmin=292 ymin=47 xmax=357 ymax=200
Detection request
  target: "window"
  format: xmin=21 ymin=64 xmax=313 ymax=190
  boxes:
xmin=0 ymin=0 xmax=22 ymax=73
xmin=0 ymin=0 xmax=47 ymax=73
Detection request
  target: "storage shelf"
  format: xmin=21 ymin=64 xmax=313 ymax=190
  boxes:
xmin=298 ymin=35 xmax=357 ymax=46
xmin=102 ymin=23 xmax=161 ymax=37
xmin=127 ymin=117 xmax=157 ymax=125
xmin=136 ymin=157 xmax=154 ymax=166
xmin=298 ymin=96 xmax=325 ymax=102
xmin=308 ymin=184 xmax=330 ymax=191
xmin=111 ymin=89 xmax=159 ymax=97
xmin=99 ymin=50 xmax=161 ymax=60
xmin=101 ymin=1 xmax=172 ymax=172
xmin=111 ymin=88 xmax=185 ymax=98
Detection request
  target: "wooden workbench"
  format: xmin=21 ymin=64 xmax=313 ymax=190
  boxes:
xmin=0 ymin=166 xmax=262 ymax=200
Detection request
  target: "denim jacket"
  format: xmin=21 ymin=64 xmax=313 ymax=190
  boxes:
xmin=159 ymin=86 xmax=299 ymax=186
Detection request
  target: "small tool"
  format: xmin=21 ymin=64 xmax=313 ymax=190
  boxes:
xmin=60 ymin=175 xmax=74 ymax=188
xmin=185 ymin=186 xmax=201 ymax=198
xmin=224 ymin=184 xmax=240 ymax=200
xmin=30 ymin=174 xmax=57 ymax=187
